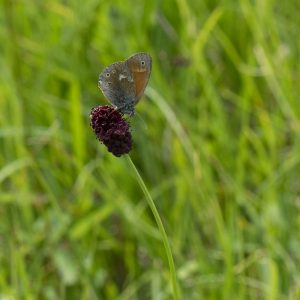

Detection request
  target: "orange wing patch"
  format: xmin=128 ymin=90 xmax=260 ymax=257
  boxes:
xmin=132 ymin=70 xmax=148 ymax=101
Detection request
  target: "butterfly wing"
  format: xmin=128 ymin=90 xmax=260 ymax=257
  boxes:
xmin=126 ymin=52 xmax=152 ymax=103
xmin=98 ymin=61 xmax=136 ymax=109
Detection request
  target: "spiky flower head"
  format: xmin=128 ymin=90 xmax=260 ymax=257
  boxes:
xmin=90 ymin=105 xmax=132 ymax=157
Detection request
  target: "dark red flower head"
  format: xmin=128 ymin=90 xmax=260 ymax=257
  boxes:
xmin=90 ymin=105 xmax=132 ymax=157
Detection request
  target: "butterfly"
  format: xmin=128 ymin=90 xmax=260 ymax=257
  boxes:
xmin=98 ymin=52 xmax=152 ymax=116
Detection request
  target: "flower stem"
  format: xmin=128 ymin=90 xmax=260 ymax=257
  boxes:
xmin=126 ymin=155 xmax=180 ymax=300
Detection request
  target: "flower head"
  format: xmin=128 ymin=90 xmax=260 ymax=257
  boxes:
xmin=90 ymin=105 xmax=132 ymax=157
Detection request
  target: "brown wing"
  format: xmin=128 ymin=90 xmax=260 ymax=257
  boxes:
xmin=126 ymin=53 xmax=152 ymax=103
xmin=98 ymin=61 xmax=135 ymax=108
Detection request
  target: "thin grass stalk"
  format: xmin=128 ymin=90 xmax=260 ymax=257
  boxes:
xmin=126 ymin=155 xmax=180 ymax=300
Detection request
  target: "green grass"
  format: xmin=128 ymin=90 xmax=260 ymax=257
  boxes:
xmin=1 ymin=0 xmax=300 ymax=299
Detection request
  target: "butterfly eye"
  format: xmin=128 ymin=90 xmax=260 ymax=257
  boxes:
xmin=106 ymin=73 xmax=110 ymax=77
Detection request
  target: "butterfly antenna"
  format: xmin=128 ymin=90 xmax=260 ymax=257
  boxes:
xmin=107 ymin=105 xmax=148 ymax=131
xmin=135 ymin=111 xmax=148 ymax=131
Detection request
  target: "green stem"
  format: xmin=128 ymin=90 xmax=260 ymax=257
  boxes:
xmin=126 ymin=155 xmax=180 ymax=300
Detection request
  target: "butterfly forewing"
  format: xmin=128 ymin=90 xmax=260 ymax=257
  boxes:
xmin=126 ymin=53 xmax=152 ymax=103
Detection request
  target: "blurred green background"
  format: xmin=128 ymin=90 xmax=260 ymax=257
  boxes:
xmin=1 ymin=0 xmax=300 ymax=299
